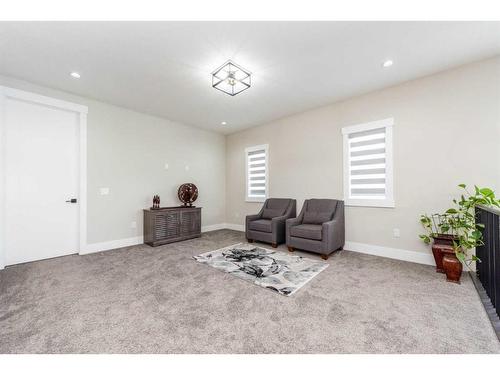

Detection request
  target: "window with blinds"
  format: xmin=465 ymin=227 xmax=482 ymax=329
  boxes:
xmin=342 ymin=118 xmax=394 ymax=207
xmin=245 ymin=144 xmax=269 ymax=202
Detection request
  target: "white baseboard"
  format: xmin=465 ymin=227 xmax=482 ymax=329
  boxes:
xmin=201 ymin=223 xmax=226 ymax=233
xmin=224 ymin=223 xmax=245 ymax=232
xmin=80 ymin=223 xmax=231 ymax=255
xmin=79 ymin=225 xmax=432 ymax=267
xmin=81 ymin=236 xmax=144 ymax=255
xmin=345 ymin=241 xmax=435 ymax=266
xmin=222 ymin=223 xmax=433 ymax=266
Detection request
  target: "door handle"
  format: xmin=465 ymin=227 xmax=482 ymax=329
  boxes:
xmin=66 ymin=198 xmax=78 ymax=203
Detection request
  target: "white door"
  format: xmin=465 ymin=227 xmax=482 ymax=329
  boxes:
xmin=4 ymin=97 xmax=80 ymax=265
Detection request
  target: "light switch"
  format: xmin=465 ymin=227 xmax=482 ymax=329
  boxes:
xmin=100 ymin=187 xmax=110 ymax=195
xmin=164 ymin=163 xmax=169 ymax=170
xmin=130 ymin=221 xmax=137 ymax=229
xmin=393 ymin=228 xmax=400 ymax=238
xmin=185 ymin=165 xmax=190 ymax=171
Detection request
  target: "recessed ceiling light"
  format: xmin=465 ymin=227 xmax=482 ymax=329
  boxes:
xmin=70 ymin=72 xmax=81 ymax=79
xmin=221 ymin=121 xmax=227 ymax=125
xmin=382 ymin=60 xmax=393 ymax=68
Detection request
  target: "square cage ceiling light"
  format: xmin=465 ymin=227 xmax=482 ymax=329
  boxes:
xmin=212 ymin=60 xmax=251 ymax=96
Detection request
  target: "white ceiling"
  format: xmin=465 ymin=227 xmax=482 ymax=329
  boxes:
xmin=1 ymin=21 xmax=499 ymax=134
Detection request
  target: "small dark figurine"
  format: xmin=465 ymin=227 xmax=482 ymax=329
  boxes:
xmin=152 ymin=195 xmax=160 ymax=209
xmin=178 ymin=183 xmax=198 ymax=207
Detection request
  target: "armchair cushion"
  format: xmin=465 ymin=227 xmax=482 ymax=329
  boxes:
xmin=302 ymin=199 xmax=338 ymax=224
xmin=290 ymin=224 xmax=323 ymax=241
xmin=248 ymin=219 xmax=273 ymax=233
xmin=262 ymin=208 xmax=285 ymax=219
xmin=303 ymin=211 xmax=333 ymax=225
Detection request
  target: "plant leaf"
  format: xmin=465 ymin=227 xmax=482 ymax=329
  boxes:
xmin=480 ymin=188 xmax=494 ymax=197
xmin=456 ymin=252 xmax=466 ymax=264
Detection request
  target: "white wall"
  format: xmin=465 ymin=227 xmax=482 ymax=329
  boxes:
xmin=1 ymin=57 xmax=499 ymax=268
xmin=225 ymin=57 xmax=500 ymax=261
xmin=0 ymin=75 xmax=226 ymax=250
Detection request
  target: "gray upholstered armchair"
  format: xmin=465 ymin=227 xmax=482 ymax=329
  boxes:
xmin=246 ymin=198 xmax=297 ymax=248
xmin=286 ymin=199 xmax=345 ymax=260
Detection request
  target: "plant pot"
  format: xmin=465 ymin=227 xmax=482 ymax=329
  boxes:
xmin=431 ymin=234 xmax=459 ymax=274
xmin=442 ymin=249 xmax=463 ymax=284
xmin=432 ymin=234 xmax=458 ymax=247
xmin=431 ymin=245 xmax=446 ymax=273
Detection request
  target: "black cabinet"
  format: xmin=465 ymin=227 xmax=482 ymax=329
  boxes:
xmin=144 ymin=207 xmax=201 ymax=246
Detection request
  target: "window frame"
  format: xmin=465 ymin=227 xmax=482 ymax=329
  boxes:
xmin=245 ymin=144 xmax=269 ymax=203
xmin=342 ymin=118 xmax=394 ymax=208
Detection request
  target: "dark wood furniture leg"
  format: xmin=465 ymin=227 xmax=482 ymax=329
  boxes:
xmin=321 ymin=254 xmax=329 ymax=260
xmin=247 ymin=239 xmax=254 ymax=243
xmin=271 ymin=243 xmax=277 ymax=248
xmin=287 ymin=246 xmax=294 ymax=252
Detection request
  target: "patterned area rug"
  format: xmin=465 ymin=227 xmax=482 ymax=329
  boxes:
xmin=194 ymin=243 xmax=329 ymax=296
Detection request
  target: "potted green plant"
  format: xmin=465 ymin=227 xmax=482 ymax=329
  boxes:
xmin=419 ymin=184 xmax=500 ymax=283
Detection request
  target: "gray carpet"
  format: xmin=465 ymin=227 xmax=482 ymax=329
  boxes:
xmin=0 ymin=229 xmax=498 ymax=354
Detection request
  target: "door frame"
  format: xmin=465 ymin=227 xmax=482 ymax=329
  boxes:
xmin=0 ymin=86 xmax=88 ymax=269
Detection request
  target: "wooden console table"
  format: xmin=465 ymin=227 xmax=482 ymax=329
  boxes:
xmin=143 ymin=206 xmax=201 ymax=246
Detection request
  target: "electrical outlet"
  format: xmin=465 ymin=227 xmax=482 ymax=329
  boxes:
xmin=235 ymin=212 xmax=240 ymax=218
xmin=100 ymin=187 xmax=110 ymax=195
xmin=130 ymin=221 xmax=137 ymax=229
xmin=185 ymin=165 xmax=190 ymax=171
xmin=393 ymin=228 xmax=400 ymax=238
xmin=164 ymin=163 xmax=169 ymax=170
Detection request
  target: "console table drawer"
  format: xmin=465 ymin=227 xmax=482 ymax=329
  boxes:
xmin=154 ymin=212 xmax=180 ymax=239
xmin=180 ymin=209 xmax=201 ymax=235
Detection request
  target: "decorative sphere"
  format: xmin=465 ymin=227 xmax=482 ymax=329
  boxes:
xmin=178 ymin=183 xmax=198 ymax=206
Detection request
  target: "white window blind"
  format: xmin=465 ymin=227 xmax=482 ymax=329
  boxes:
xmin=342 ymin=118 xmax=394 ymax=208
xmin=245 ymin=144 xmax=268 ymax=202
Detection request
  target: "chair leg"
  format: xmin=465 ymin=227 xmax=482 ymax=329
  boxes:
xmin=271 ymin=243 xmax=278 ymax=248
xmin=321 ymin=254 xmax=329 ymax=260
xmin=247 ymin=239 xmax=254 ymax=243
xmin=287 ymin=246 xmax=294 ymax=252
